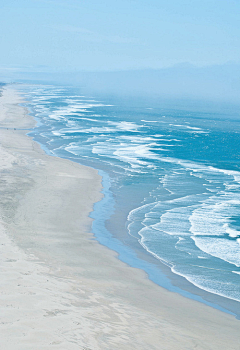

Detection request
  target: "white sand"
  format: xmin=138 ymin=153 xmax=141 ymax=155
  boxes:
xmin=0 ymin=85 xmax=239 ymax=350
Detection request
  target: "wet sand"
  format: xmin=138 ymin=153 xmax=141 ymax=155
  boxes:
xmin=0 ymin=85 xmax=239 ymax=350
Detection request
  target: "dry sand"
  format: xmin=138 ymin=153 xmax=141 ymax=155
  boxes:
xmin=0 ymin=85 xmax=239 ymax=350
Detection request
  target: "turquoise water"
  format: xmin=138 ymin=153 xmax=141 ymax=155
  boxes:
xmin=18 ymin=84 xmax=240 ymax=306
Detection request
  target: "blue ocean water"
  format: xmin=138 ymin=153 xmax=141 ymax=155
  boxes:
xmin=18 ymin=84 xmax=240 ymax=305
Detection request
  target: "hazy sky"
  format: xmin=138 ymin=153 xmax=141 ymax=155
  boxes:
xmin=0 ymin=0 xmax=240 ymax=71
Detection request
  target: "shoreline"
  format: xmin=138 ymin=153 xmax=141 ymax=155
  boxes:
xmin=0 ymin=84 xmax=240 ymax=349
xmin=29 ymin=123 xmax=240 ymax=317
xmin=102 ymin=184 xmax=240 ymax=317
xmin=27 ymin=98 xmax=240 ymax=317
xmin=90 ymin=168 xmax=240 ymax=317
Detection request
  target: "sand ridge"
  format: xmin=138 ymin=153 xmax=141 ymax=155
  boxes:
xmin=0 ymin=85 xmax=239 ymax=350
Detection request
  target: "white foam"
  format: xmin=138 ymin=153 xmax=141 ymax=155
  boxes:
xmin=127 ymin=202 xmax=156 ymax=221
xmin=57 ymin=126 xmax=116 ymax=135
xmin=223 ymin=223 xmax=240 ymax=238
xmin=158 ymin=157 xmax=240 ymax=190
xmin=190 ymin=197 xmax=240 ymax=236
xmin=141 ymin=119 xmax=159 ymax=123
xmin=192 ymin=236 xmax=240 ymax=267
xmin=119 ymin=136 xmax=157 ymax=143
xmin=171 ymin=265 xmax=240 ymax=302
xmin=113 ymin=146 xmax=149 ymax=168
xmin=155 ymin=138 xmax=181 ymax=142
xmin=169 ymin=124 xmax=208 ymax=133
xmin=86 ymin=141 xmax=158 ymax=170
xmin=77 ymin=117 xmax=101 ymax=122
xmin=152 ymin=206 xmax=193 ymax=236
xmin=108 ymin=121 xmax=141 ymax=132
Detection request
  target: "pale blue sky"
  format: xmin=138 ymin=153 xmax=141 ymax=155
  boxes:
xmin=0 ymin=0 xmax=240 ymax=71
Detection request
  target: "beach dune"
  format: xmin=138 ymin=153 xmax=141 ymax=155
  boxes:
xmin=0 ymin=85 xmax=239 ymax=350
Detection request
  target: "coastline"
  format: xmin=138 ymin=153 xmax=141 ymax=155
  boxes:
xmin=0 ymin=84 xmax=240 ymax=349
xmin=90 ymin=169 xmax=240 ymax=317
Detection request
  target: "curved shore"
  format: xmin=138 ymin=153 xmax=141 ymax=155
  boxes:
xmin=0 ymin=85 xmax=239 ymax=349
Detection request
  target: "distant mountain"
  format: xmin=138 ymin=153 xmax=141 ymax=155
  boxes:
xmin=2 ymin=63 xmax=240 ymax=104
xmin=72 ymin=63 xmax=240 ymax=103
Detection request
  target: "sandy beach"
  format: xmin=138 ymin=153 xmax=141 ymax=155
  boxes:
xmin=0 ymin=85 xmax=239 ymax=350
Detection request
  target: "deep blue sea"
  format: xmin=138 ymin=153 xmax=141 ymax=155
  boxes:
xmin=18 ymin=84 xmax=240 ymax=308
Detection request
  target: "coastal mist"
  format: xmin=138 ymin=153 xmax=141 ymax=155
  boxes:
xmin=19 ymin=84 xmax=240 ymax=307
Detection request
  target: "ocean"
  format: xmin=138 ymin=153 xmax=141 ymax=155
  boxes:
xmin=18 ymin=83 xmax=240 ymax=315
